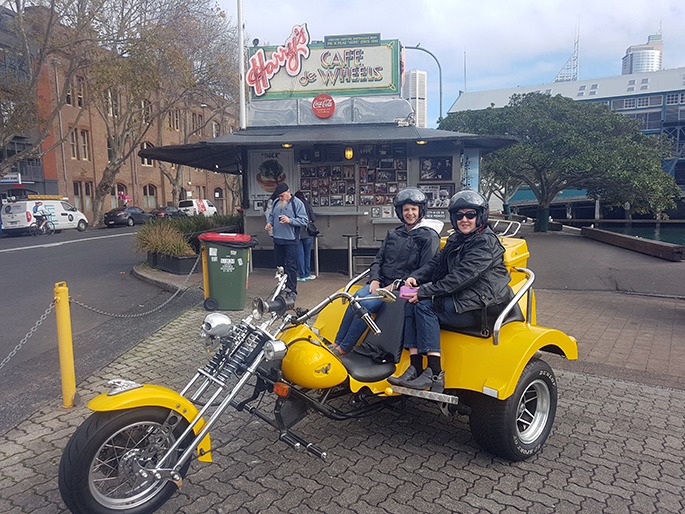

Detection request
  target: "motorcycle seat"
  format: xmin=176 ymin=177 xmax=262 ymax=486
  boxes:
xmin=440 ymin=303 xmax=524 ymax=338
xmin=339 ymin=298 xmax=407 ymax=383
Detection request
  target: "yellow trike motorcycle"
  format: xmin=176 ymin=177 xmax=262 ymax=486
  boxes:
xmin=59 ymin=230 xmax=577 ymax=514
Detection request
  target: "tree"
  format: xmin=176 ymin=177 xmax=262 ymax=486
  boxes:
xmin=440 ymin=93 xmax=680 ymax=231
xmin=0 ymin=1 xmax=94 ymax=178
xmin=85 ymin=0 xmax=239 ymax=225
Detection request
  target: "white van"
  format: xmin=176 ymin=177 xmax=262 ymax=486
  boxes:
xmin=1 ymin=197 xmax=89 ymax=235
xmin=178 ymin=199 xmax=218 ymax=217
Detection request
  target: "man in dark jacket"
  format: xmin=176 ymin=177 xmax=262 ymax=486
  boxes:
xmin=390 ymin=190 xmax=512 ymax=391
xmin=330 ymin=188 xmax=443 ymax=355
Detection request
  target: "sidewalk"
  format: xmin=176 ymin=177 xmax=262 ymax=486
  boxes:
xmin=1 ymin=230 xmax=685 ymax=513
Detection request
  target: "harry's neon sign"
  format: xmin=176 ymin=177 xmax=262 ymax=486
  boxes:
xmin=247 ymin=24 xmax=311 ymax=97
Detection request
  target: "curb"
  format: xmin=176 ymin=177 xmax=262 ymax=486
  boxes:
xmin=131 ymin=265 xmax=195 ymax=293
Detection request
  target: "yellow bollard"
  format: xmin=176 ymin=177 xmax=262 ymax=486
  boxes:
xmin=54 ymin=282 xmax=77 ymax=408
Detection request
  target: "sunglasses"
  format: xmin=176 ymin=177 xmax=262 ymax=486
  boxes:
xmin=453 ymin=211 xmax=478 ymax=220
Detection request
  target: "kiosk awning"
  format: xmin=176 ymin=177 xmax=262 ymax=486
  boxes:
xmin=139 ymin=124 xmax=515 ymax=175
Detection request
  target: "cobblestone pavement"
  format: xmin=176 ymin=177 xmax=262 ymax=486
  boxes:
xmin=2 ymin=301 xmax=684 ymax=514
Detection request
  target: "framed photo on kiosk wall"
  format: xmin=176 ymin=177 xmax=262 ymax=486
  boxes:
xmin=418 ymin=183 xmax=455 ymax=209
xmin=419 ymin=157 xmax=453 ymax=181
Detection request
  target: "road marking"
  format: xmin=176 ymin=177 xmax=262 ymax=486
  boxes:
xmin=0 ymin=232 xmax=134 ymax=253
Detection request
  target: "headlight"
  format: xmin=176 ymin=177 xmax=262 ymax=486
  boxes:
xmin=263 ymin=339 xmax=287 ymax=361
xmin=201 ymin=313 xmax=233 ymax=337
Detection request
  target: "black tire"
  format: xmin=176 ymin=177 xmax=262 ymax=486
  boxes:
xmin=44 ymin=222 xmax=56 ymax=235
xmin=203 ymin=297 xmax=219 ymax=311
xmin=77 ymin=219 xmax=87 ymax=231
xmin=59 ymin=407 xmax=191 ymax=514
xmin=28 ymin=223 xmax=40 ymax=236
xmin=468 ymin=359 xmax=557 ymax=461
xmin=127 ymin=217 xmax=135 ymax=227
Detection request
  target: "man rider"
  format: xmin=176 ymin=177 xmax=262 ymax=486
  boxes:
xmin=33 ymin=202 xmax=51 ymax=232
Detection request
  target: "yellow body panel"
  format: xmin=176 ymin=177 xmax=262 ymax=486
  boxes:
xmin=302 ymin=237 xmax=576 ymax=399
xmin=88 ymin=384 xmax=212 ymax=462
xmin=280 ymin=325 xmax=348 ymax=389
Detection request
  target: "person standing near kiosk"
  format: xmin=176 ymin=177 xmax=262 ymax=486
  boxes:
xmin=264 ymin=183 xmax=309 ymax=294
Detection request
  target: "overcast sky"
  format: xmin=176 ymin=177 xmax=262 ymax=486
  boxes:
xmin=218 ymin=0 xmax=685 ymax=127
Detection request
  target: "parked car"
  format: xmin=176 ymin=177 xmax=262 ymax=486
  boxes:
xmin=178 ymin=199 xmax=218 ymax=217
xmin=149 ymin=206 xmax=187 ymax=218
xmin=1 ymin=198 xmax=89 ymax=235
xmin=104 ymin=206 xmax=153 ymax=227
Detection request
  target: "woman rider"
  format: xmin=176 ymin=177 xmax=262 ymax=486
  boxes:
xmin=330 ymin=188 xmax=442 ymax=355
xmin=390 ymin=190 xmax=513 ymax=391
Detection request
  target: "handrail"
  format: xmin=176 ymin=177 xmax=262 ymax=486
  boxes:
xmin=343 ymin=269 xmax=370 ymax=293
xmin=491 ymin=219 xmax=522 ymax=237
xmin=492 ymin=267 xmax=535 ymax=346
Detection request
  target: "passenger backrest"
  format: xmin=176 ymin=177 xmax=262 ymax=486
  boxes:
xmin=352 ymin=298 xmax=407 ymax=363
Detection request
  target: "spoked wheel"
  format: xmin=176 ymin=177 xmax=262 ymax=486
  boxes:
xmin=468 ymin=359 xmax=557 ymax=461
xmin=59 ymin=407 xmax=191 ymax=514
xmin=44 ymin=222 xmax=56 ymax=235
xmin=28 ymin=223 xmax=41 ymax=236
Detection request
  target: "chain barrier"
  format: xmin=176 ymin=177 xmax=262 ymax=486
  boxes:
xmin=0 ymin=300 xmax=57 ymax=371
xmin=70 ymin=253 xmax=202 ymax=318
xmin=1 ymin=254 xmax=202 ymax=370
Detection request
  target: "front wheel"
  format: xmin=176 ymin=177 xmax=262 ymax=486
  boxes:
xmin=77 ymin=219 xmax=87 ymax=231
xmin=468 ymin=358 xmax=557 ymax=461
xmin=44 ymin=221 xmax=56 ymax=235
xmin=127 ymin=217 xmax=135 ymax=227
xmin=59 ymin=407 xmax=191 ymax=514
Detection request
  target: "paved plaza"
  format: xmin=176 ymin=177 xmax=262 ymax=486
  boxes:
xmin=1 ymin=225 xmax=684 ymax=513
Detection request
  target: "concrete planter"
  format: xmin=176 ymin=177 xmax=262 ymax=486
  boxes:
xmin=154 ymin=253 xmax=201 ymax=275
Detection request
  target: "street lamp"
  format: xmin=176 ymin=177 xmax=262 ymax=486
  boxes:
xmin=403 ymin=45 xmax=443 ymax=121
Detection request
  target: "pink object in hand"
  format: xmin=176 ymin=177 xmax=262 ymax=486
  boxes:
xmin=399 ymin=286 xmax=418 ymax=299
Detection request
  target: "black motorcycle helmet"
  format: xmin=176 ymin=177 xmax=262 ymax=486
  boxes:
xmin=393 ymin=187 xmax=427 ymax=224
xmin=448 ymin=190 xmax=489 ymax=228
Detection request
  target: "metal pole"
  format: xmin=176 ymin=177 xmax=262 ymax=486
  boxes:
xmin=55 ymin=282 xmax=77 ymax=408
xmin=404 ymin=46 xmax=443 ymax=120
xmin=313 ymin=235 xmax=319 ymax=277
xmin=237 ymin=0 xmax=247 ymax=129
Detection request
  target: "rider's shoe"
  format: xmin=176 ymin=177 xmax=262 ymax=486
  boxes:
xmin=387 ymin=365 xmax=417 ymax=386
xmin=403 ymin=368 xmax=445 ymax=392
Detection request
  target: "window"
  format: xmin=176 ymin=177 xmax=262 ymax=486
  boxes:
xmin=624 ymin=98 xmax=636 ymax=109
xmin=73 ymin=181 xmax=82 ymax=210
xmin=141 ymin=99 xmax=152 ymax=124
xmin=650 ymin=95 xmax=663 ymax=106
xmin=76 ymin=77 xmax=85 ymax=107
xmin=637 ymin=97 xmax=649 ymax=108
xmin=143 ymin=184 xmax=157 ymax=208
xmin=140 ymin=142 xmax=154 ymax=166
xmin=212 ymin=121 xmax=221 ymax=138
xmin=168 ymin=109 xmax=180 ymax=131
xmin=111 ymin=184 xmax=127 ymax=209
xmin=69 ymin=130 xmax=79 ymax=159
xmin=578 ymin=85 xmax=586 ymax=91
xmin=105 ymin=89 xmax=119 ymax=117
xmin=84 ymin=181 xmax=93 ymax=210
xmin=107 ymin=138 xmax=113 ymax=162
xmin=80 ymin=130 xmax=90 ymax=160
xmin=590 ymin=84 xmax=598 ymax=90
xmin=666 ymin=93 xmax=680 ymax=105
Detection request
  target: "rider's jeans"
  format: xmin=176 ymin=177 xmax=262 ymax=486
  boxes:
xmin=403 ymin=298 xmax=478 ymax=354
xmin=334 ymin=284 xmax=384 ymax=353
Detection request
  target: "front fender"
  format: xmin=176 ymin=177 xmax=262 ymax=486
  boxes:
xmin=88 ymin=384 xmax=212 ymax=462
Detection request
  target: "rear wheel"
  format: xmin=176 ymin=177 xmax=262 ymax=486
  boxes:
xmin=28 ymin=223 xmax=40 ymax=236
xmin=468 ymin=359 xmax=557 ymax=461
xmin=59 ymin=407 xmax=191 ymax=514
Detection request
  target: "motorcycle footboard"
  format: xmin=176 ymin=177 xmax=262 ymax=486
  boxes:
xmin=388 ymin=386 xmax=460 ymax=405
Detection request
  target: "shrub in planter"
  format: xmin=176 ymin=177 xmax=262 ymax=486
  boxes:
xmin=134 ymin=220 xmax=199 ymax=274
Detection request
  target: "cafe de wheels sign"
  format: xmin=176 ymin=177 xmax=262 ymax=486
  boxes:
xmin=247 ymin=24 xmax=401 ymax=100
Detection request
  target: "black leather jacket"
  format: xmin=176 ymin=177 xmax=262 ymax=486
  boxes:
xmin=369 ymin=224 xmax=440 ymax=287
xmin=412 ymin=226 xmax=512 ymax=313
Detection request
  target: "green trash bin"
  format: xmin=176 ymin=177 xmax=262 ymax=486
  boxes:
xmin=199 ymin=233 xmax=257 ymax=311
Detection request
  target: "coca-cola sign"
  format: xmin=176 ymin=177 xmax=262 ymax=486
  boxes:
xmin=312 ymin=94 xmax=335 ymax=118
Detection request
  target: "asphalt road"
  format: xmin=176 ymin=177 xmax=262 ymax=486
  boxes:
xmin=0 ymin=226 xmax=203 ymax=434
